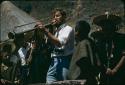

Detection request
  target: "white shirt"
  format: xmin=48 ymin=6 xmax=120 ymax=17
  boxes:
xmin=18 ymin=43 xmax=30 ymax=66
xmin=51 ymin=23 xmax=75 ymax=57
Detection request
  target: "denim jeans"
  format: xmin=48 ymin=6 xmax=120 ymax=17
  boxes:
xmin=46 ymin=55 xmax=71 ymax=84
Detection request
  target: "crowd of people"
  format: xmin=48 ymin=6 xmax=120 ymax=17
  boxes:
xmin=0 ymin=8 xmax=125 ymax=85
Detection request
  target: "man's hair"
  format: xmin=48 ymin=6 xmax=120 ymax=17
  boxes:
xmin=52 ymin=8 xmax=67 ymax=19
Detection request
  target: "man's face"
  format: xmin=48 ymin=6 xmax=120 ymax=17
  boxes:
xmin=52 ymin=11 xmax=64 ymax=26
xmin=75 ymin=29 xmax=81 ymax=43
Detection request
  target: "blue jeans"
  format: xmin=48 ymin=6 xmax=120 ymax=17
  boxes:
xmin=46 ymin=55 xmax=71 ymax=84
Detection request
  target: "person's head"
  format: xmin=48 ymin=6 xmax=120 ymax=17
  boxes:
xmin=2 ymin=42 xmax=15 ymax=57
xmin=51 ymin=8 xmax=67 ymax=27
xmin=75 ymin=20 xmax=90 ymax=41
xmin=8 ymin=32 xmax=15 ymax=39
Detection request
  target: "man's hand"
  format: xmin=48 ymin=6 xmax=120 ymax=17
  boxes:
xmin=35 ymin=21 xmax=49 ymax=34
xmin=106 ymin=68 xmax=117 ymax=76
xmin=106 ymin=68 xmax=112 ymax=75
xmin=51 ymin=19 xmax=57 ymax=25
xmin=111 ymin=68 xmax=117 ymax=75
xmin=35 ymin=21 xmax=45 ymax=30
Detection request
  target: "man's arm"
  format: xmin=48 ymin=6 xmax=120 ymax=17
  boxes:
xmin=35 ymin=21 xmax=61 ymax=47
xmin=106 ymin=52 xmax=125 ymax=75
xmin=44 ymin=28 xmax=61 ymax=47
xmin=112 ymin=55 xmax=125 ymax=74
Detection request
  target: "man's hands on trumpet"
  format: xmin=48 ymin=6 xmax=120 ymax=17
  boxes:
xmin=35 ymin=19 xmax=56 ymax=35
xmin=35 ymin=21 xmax=46 ymax=30
xmin=35 ymin=21 xmax=50 ymax=35
xmin=35 ymin=19 xmax=56 ymax=29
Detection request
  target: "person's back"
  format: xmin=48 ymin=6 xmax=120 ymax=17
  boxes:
xmin=68 ymin=20 xmax=99 ymax=85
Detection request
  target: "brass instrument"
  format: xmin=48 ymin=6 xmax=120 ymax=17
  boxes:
xmin=12 ymin=16 xmax=52 ymax=34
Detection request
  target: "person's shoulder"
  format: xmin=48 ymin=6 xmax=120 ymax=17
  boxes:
xmin=65 ymin=25 xmax=73 ymax=29
xmin=63 ymin=24 xmax=74 ymax=33
xmin=79 ymin=38 xmax=90 ymax=45
xmin=83 ymin=38 xmax=94 ymax=45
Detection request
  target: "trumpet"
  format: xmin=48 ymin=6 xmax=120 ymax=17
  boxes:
xmin=13 ymin=17 xmax=53 ymax=34
xmin=13 ymin=22 xmax=53 ymax=34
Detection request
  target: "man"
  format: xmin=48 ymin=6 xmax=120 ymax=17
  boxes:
xmin=91 ymin=13 xmax=125 ymax=85
xmin=68 ymin=20 xmax=99 ymax=85
xmin=35 ymin=8 xmax=75 ymax=84
xmin=18 ymin=41 xmax=31 ymax=85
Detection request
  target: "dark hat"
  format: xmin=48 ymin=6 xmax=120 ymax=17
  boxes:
xmin=93 ymin=14 xmax=122 ymax=26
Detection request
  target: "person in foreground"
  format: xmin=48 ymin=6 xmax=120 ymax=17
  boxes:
xmin=68 ymin=20 xmax=100 ymax=85
xmin=35 ymin=8 xmax=75 ymax=84
xmin=91 ymin=13 xmax=125 ymax=85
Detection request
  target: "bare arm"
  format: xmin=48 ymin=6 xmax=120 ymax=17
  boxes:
xmin=113 ymin=55 xmax=125 ymax=72
xmin=35 ymin=21 xmax=61 ymax=47
xmin=44 ymin=28 xmax=61 ymax=47
xmin=106 ymin=55 xmax=125 ymax=75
